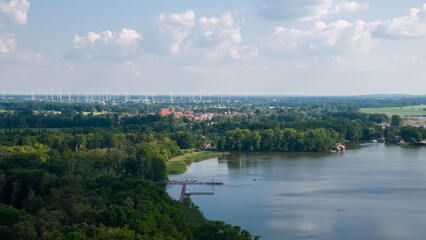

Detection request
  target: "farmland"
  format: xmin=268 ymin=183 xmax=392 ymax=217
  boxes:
xmin=360 ymin=105 xmax=426 ymax=117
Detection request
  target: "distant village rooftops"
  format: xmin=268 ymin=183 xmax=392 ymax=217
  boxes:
xmin=159 ymin=107 xmax=175 ymax=117
xmin=157 ymin=107 xmax=247 ymax=120
xmin=410 ymin=123 xmax=426 ymax=128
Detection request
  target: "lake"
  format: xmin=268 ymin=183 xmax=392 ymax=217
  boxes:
xmin=167 ymin=143 xmax=426 ymax=240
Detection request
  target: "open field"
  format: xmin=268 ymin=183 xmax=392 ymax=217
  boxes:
xmin=0 ymin=109 xmax=13 ymax=113
xmin=360 ymin=105 xmax=426 ymax=117
xmin=167 ymin=150 xmax=221 ymax=175
xmin=82 ymin=111 xmax=109 ymax=115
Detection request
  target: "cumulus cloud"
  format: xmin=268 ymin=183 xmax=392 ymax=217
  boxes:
xmin=189 ymin=12 xmax=256 ymax=62
xmin=0 ymin=0 xmax=30 ymax=26
xmin=261 ymin=20 xmax=379 ymax=57
xmin=143 ymin=10 xmax=195 ymax=54
xmin=0 ymin=1 xmax=46 ymax=66
xmin=255 ymin=0 xmax=368 ymax=21
xmin=333 ymin=1 xmax=369 ymax=13
xmin=143 ymin=10 xmax=257 ymax=63
xmin=68 ymin=28 xmax=142 ymax=60
xmin=0 ymin=33 xmax=16 ymax=53
xmin=67 ymin=11 xmax=256 ymax=64
xmin=196 ymin=12 xmax=242 ymax=47
xmin=375 ymin=4 xmax=426 ymax=38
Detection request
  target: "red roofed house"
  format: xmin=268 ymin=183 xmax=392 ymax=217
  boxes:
xmin=159 ymin=107 xmax=175 ymax=117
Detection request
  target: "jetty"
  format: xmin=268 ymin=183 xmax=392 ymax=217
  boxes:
xmin=155 ymin=180 xmax=223 ymax=185
xmin=155 ymin=179 xmax=223 ymax=202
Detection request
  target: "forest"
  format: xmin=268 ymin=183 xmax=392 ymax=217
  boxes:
xmin=0 ymin=129 xmax=258 ymax=239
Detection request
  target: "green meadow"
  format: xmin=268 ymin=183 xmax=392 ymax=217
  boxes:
xmin=167 ymin=150 xmax=221 ymax=175
xmin=360 ymin=105 xmax=426 ymax=117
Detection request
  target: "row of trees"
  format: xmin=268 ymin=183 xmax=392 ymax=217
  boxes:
xmin=208 ymin=115 xmax=382 ymax=143
xmin=0 ymin=113 xmax=116 ymax=129
xmin=216 ymin=128 xmax=341 ymax=152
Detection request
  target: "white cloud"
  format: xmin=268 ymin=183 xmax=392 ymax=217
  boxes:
xmin=255 ymin=0 xmax=368 ymax=21
xmin=143 ymin=10 xmax=195 ymax=54
xmin=143 ymin=11 xmax=257 ymax=63
xmin=189 ymin=12 xmax=256 ymax=62
xmin=0 ymin=33 xmax=16 ymax=53
xmin=0 ymin=0 xmax=30 ymax=26
xmin=68 ymin=28 xmax=142 ymax=60
xmin=375 ymin=4 xmax=426 ymax=38
xmin=334 ymin=1 xmax=369 ymax=13
xmin=196 ymin=12 xmax=242 ymax=47
xmin=14 ymin=50 xmax=45 ymax=64
xmin=1 ymin=49 xmax=46 ymax=64
xmin=261 ymin=20 xmax=379 ymax=57
xmin=67 ymin=11 xmax=256 ymax=66
xmin=0 ymin=33 xmax=44 ymax=64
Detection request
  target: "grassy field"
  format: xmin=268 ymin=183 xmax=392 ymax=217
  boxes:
xmin=0 ymin=109 xmax=13 ymax=113
xmin=82 ymin=111 xmax=109 ymax=115
xmin=167 ymin=150 xmax=221 ymax=175
xmin=360 ymin=105 xmax=426 ymax=117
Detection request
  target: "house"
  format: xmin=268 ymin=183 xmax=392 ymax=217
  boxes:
xmin=159 ymin=107 xmax=175 ymax=117
xmin=331 ymin=143 xmax=345 ymax=152
xmin=202 ymin=142 xmax=212 ymax=150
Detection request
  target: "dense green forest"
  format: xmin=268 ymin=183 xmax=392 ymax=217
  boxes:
xmin=0 ymin=130 xmax=258 ymax=239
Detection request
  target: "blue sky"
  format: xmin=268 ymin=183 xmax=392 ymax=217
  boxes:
xmin=1 ymin=0 xmax=426 ymax=95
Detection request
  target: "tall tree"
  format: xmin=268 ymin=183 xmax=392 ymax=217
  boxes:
xmin=391 ymin=115 xmax=403 ymax=127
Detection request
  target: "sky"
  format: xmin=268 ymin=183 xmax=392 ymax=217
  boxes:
xmin=1 ymin=0 xmax=426 ymax=96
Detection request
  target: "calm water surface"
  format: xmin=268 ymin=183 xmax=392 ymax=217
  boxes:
xmin=167 ymin=143 xmax=426 ymax=240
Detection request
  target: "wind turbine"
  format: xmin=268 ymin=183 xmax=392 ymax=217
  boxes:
xmin=49 ymin=89 xmax=54 ymax=101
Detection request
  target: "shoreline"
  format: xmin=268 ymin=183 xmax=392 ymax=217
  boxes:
xmin=167 ymin=150 xmax=222 ymax=175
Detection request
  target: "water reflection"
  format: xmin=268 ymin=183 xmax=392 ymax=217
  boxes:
xmin=167 ymin=143 xmax=426 ymax=240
